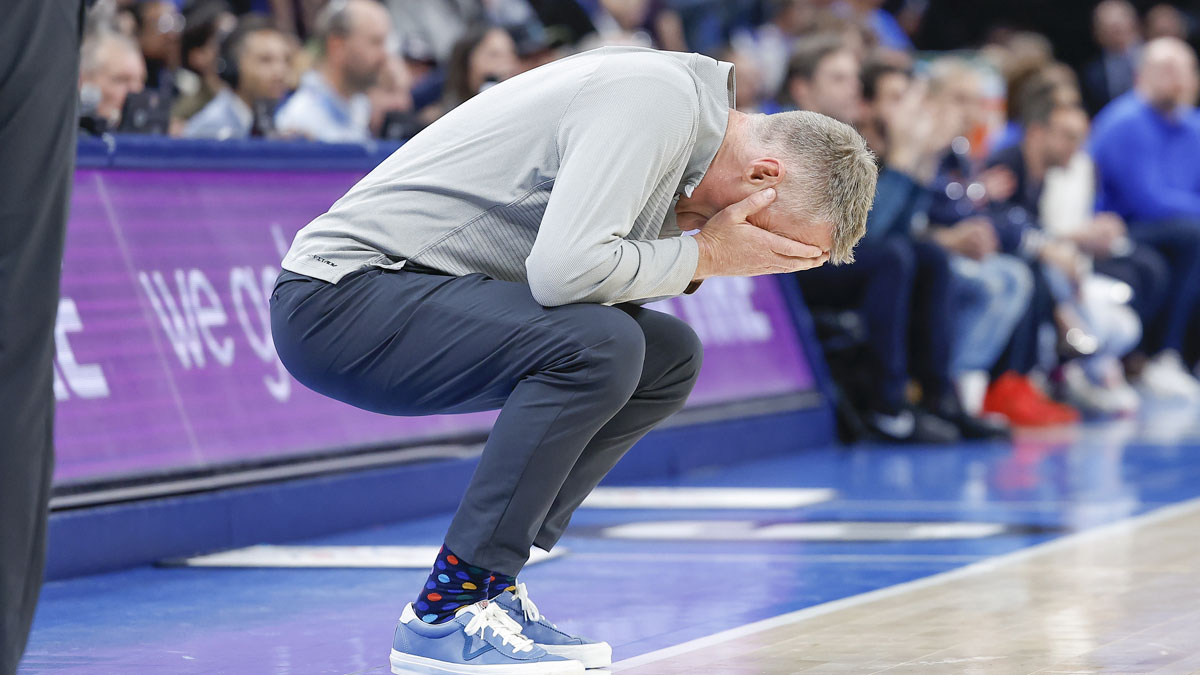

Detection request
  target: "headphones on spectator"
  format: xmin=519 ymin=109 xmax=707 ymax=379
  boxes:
xmin=216 ymin=26 xmax=243 ymax=90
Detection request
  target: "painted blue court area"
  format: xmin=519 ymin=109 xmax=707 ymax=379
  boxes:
xmin=19 ymin=404 xmax=1200 ymax=674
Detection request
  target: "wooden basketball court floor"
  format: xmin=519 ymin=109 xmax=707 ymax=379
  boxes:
xmin=615 ymin=497 xmax=1200 ymax=674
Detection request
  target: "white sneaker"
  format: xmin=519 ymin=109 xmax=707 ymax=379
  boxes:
xmin=1062 ymin=363 xmax=1140 ymax=416
xmin=1138 ymin=351 xmax=1200 ymax=401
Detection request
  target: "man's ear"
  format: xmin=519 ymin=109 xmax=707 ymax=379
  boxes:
xmin=746 ymin=158 xmax=783 ymax=188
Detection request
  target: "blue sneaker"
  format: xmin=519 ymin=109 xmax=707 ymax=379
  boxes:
xmin=391 ymin=599 xmax=585 ymax=674
xmin=493 ymin=584 xmax=612 ymax=669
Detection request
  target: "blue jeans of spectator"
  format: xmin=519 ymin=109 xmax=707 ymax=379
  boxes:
xmin=1124 ymin=221 xmax=1200 ymax=354
xmin=270 ymin=265 xmax=703 ymax=575
xmin=950 ymin=254 xmax=1034 ymax=375
xmin=794 ymin=237 xmax=914 ymax=410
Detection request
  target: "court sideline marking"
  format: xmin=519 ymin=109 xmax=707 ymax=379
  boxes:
xmin=611 ymin=495 xmax=1200 ymax=671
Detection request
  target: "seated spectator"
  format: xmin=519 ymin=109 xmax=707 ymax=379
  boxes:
xmin=173 ymin=0 xmax=237 ymax=122
xmin=276 ymin=0 xmax=390 ymax=143
xmin=78 ymin=30 xmax=146 ymax=133
xmin=1083 ymin=0 xmax=1142 ymax=116
xmin=878 ymin=58 xmax=1035 ymax=424
xmin=1090 ymin=37 xmax=1200 ymax=396
xmin=133 ymin=0 xmax=184 ymax=102
xmin=857 ymin=59 xmax=1015 ymax=438
xmin=790 ymin=37 xmax=962 ymax=443
xmin=442 ymin=25 xmax=520 ymax=112
xmin=185 ymin=16 xmax=291 ymax=140
xmin=988 ymin=99 xmax=1143 ymax=416
xmin=783 ymin=34 xmax=862 ymax=124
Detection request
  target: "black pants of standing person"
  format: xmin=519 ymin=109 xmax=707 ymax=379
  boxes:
xmin=0 ymin=1 xmax=82 ymax=673
xmin=270 ymin=266 xmax=703 ymax=575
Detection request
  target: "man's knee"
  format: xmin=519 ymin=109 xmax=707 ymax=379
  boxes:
xmin=643 ymin=312 xmax=704 ymax=394
xmin=550 ymin=304 xmax=647 ymax=401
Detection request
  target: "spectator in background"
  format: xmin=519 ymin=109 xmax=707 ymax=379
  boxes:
xmin=442 ymin=25 xmax=520 ymax=111
xmin=784 ymin=34 xmax=862 ymax=124
xmin=988 ymin=99 xmax=1143 ymax=416
xmin=1145 ymin=4 xmax=1188 ymax=41
xmin=276 ymin=0 xmax=390 ymax=143
xmin=790 ymin=36 xmax=961 ymax=443
xmin=730 ymin=0 xmax=814 ymax=99
xmin=185 ymin=17 xmax=291 ymax=139
xmin=992 ymin=31 xmax=1055 ymax=149
xmin=1083 ymin=0 xmax=1142 ymax=116
xmin=173 ymin=0 xmax=237 ymax=122
xmin=78 ymin=30 xmax=146 ymax=133
xmin=1090 ymin=37 xmax=1200 ymax=395
xmin=133 ymin=0 xmax=184 ymax=101
xmin=900 ymin=58 xmax=1035 ymax=422
xmin=856 ymin=58 xmax=1013 ymax=438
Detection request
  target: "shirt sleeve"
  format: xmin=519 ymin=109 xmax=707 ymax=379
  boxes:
xmin=1091 ymin=117 xmax=1200 ymax=221
xmin=525 ymin=58 xmax=702 ymax=307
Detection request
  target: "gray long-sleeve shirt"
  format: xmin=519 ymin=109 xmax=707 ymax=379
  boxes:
xmin=280 ymin=46 xmax=735 ymax=306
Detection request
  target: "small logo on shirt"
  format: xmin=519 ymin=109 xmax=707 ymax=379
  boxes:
xmin=311 ymin=255 xmax=337 ymax=267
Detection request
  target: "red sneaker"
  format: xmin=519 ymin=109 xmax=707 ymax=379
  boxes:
xmin=983 ymin=372 xmax=1080 ymax=427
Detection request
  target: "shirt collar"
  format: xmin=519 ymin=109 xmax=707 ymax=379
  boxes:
xmin=663 ymin=51 xmax=735 ymax=197
xmin=220 ymin=88 xmax=254 ymax=130
xmin=302 ymin=70 xmax=356 ymax=124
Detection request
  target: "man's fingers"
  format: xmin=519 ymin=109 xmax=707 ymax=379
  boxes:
xmin=781 ymin=255 xmax=828 ymax=273
xmin=766 ymin=232 xmax=824 ymax=259
xmin=725 ymin=187 xmax=776 ymax=222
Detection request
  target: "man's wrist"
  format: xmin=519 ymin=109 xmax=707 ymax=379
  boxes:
xmin=692 ymin=232 xmax=714 ymax=282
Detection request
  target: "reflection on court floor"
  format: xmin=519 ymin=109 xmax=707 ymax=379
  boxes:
xmin=20 ymin=404 xmax=1200 ymax=674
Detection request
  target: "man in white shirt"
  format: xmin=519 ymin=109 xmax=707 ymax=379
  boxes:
xmin=275 ymin=0 xmax=389 ymax=142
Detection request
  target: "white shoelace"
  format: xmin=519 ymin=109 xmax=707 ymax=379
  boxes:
xmin=462 ymin=601 xmax=535 ymax=653
xmin=513 ymin=582 xmax=556 ymax=627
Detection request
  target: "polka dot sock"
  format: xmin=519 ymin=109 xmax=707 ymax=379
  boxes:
xmin=488 ymin=572 xmax=517 ymax=599
xmin=414 ymin=545 xmax=492 ymax=624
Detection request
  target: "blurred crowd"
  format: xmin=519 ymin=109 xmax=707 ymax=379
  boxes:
xmin=77 ymin=0 xmax=1200 ymax=442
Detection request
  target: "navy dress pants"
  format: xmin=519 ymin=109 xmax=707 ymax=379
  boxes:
xmin=270 ymin=266 xmax=702 ymax=575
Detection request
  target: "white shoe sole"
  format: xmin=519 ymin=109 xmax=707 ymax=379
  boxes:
xmin=390 ymin=649 xmax=586 ymax=674
xmin=541 ymin=642 xmax=612 ymax=669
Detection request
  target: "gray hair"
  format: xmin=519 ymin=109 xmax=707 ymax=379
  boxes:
xmin=80 ymin=30 xmax=140 ymax=77
xmin=314 ymin=0 xmax=355 ymax=54
xmin=752 ymin=110 xmax=877 ymax=265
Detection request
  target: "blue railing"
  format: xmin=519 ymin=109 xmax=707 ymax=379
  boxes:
xmin=76 ymin=134 xmax=404 ymax=172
